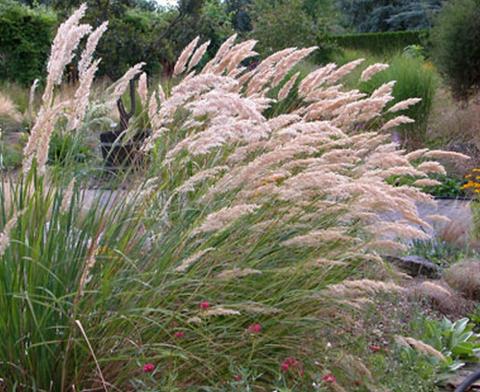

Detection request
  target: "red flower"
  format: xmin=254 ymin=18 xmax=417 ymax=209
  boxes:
xmin=233 ymin=374 xmax=242 ymax=382
xmin=247 ymin=323 xmax=262 ymax=334
xmin=175 ymin=331 xmax=185 ymax=338
xmin=322 ymin=373 xmax=336 ymax=383
xmin=199 ymin=301 xmax=210 ymax=310
xmin=369 ymin=344 xmax=381 ymax=352
xmin=143 ymin=363 xmax=155 ymax=373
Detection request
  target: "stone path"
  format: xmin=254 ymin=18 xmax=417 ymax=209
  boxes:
xmin=79 ymin=189 xmax=126 ymax=210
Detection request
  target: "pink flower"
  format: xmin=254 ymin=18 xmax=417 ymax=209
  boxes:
xmin=281 ymin=357 xmax=300 ymax=373
xmin=322 ymin=373 xmax=336 ymax=383
xmin=175 ymin=331 xmax=185 ymax=338
xmin=369 ymin=344 xmax=381 ymax=352
xmin=285 ymin=357 xmax=299 ymax=366
xmin=247 ymin=323 xmax=262 ymax=334
xmin=233 ymin=374 xmax=242 ymax=382
xmin=199 ymin=301 xmax=210 ymax=310
xmin=143 ymin=363 xmax=155 ymax=373
xmin=280 ymin=361 xmax=291 ymax=372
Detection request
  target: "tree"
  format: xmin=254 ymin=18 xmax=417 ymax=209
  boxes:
xmin=336 ymin=0 xmax=445 ymax=32
xmin=159 ymin=0 xmax=233 ymax=72
xmin=250 ymin=0 xmax=334 ymax=61
xmin=12 ymin=0 xmax=232 ymax=78
xmin=226 ymin=0 xmax=252 ymax=33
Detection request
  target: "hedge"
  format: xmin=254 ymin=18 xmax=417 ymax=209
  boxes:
xmin=0 ymin=1 xmax=57 ymax=85
xmin=332 ymin=30 xmax=429 ymax=54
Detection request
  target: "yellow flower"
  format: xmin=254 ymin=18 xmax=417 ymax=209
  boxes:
xmin=423 ymin=61 xmax=435 ymax=71
xmin=462 ymin=181 xmax=476 ymax=189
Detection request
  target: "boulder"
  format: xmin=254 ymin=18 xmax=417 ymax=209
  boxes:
xmin=385 ymin=255 xmax=441 ymax=278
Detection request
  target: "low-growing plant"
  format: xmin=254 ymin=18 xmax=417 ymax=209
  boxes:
xmin=0 ymin=140 xmax=23 ymax=170
xmin=387 ymin=173 xmax=467 ymax=198
xmin=408 ymin=239 xmax=468 ymax=267
xmin=370 ymin=348 xmax=440 ymax=392
xmin=403 ymin=44 xmax=426 ymax=61
xmin=412 ymin=317 xmax=480 ymax=366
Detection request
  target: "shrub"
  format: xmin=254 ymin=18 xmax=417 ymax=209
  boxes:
xmin=92 ymin=6 xmax=170 ymax=79
xmin=431 ymin=0 xmax=480 ymax=100
xmin=0 ymin=1 xmax=57 ymax=85
xmin=0 ymin=4 xmax=461 ymax=390
xmin=48 ymin=132 xmax=93 ymax=166
xmin=333 ymin=30 xmax=428 ymax=55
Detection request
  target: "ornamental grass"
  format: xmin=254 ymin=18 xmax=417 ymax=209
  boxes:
xmin=0 ymin=4 xmax=467 ymax=390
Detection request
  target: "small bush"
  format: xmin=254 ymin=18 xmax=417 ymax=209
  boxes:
xmin=48 ymin=132 xmax=93 ymax=167
xmin=431 ymin=0 xmax=480 ymax=99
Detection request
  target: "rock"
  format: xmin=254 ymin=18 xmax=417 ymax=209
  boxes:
xmin=441 ymin=364 xmax=480 ymax=391
xmin=444 ymin=260 xmax=480 ymax=300
xmin=385 ymin=255 xmax=442 ymax=278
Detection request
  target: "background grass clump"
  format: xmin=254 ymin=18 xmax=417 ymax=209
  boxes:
xmin=360 ymin=54 xmax=437 ymax=145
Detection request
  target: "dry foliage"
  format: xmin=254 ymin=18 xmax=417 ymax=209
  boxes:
xmin=0 ymin=91 xmax=22 ymax=124
xmin=444 ymin=260 xmax=480 ymax=300
xmin=427 ymin=88 xmax=480 ymax=173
